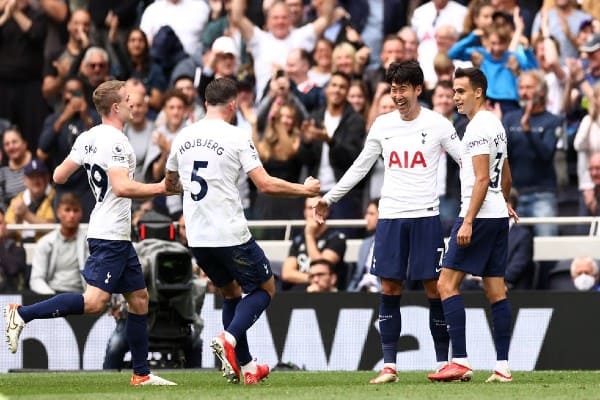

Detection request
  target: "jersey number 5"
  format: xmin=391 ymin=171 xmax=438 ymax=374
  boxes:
xmin=191 ymin=160 xmax=208 ymax=201
xmin=83 ymin=163 xmax=108 ymax=202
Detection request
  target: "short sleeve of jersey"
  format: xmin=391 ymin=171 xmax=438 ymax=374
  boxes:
xmin=464 ymin=119 xmax=491 ymax=157
xmin=166 ymin=135 xmax=180 ymax=172
xmin=239 ymin=132 xmax=262 ymax=173
xmin=67 ymin=133 xmax=86 ymax=165
xmin=104 ymin=139 xmax=132 ymax=169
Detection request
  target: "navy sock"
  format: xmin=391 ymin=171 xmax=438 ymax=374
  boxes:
xmin=491 ymin=298 xmax=512 ymax=360
xmin=379 ymin=294 xmax=401 ymax=364
xmin=17 ymin=293 xmax=84 ymax=323
xmin=126 ymin=312 xmax=150 ymax=376
xmin=226 ymin=290 xmax=270 ymax=365
xmin=442 ymin=295 xmax=467 ymax=358
xmin=428 ymin=298 xmax=450 ymax=362
xmin=223 ymin=297 xmax=251 ymax=365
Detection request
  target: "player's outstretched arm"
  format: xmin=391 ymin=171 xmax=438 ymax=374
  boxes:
xmin=53 ymin=158 xmax=81 ymax=184
xmin=248 ymin=166 xmax=320 ymax=197
xmin=109 ymin=167 xmax=166 ymax=199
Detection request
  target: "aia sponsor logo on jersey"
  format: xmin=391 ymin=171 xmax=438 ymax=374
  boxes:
xmin=388 ymin=150 xmax=427 ymax=168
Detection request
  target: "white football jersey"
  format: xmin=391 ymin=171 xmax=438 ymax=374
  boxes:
xmin=459 ymin=110 xmax=508 ymax=218
xmin=68 ymin=124 xmax=135 ymax=240
xmin=166 ymin=118 xmax=262 ymax=247
xmin=324 ymin=108 xmax=461 ymax=218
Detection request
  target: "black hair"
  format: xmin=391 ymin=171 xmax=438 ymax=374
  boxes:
xmin=386 ymin=60 xmax=424 ymax=89
xmin=329 ymin=70 xmax=352 ymax=86
xmin=454 ymin=67 xmax=488 ymax=97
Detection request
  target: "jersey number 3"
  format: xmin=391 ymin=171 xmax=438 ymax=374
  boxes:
xmin=83 ymin=163 xmax=108 ymax=202
xmin=191 ymin=160 xmax=208 ymax=201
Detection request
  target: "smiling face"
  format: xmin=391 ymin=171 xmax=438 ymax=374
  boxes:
xmin=347 ymin=84 xmax=366 ymax=113
xmin=2 ymin=129 xmax=27 ymax=163
xmin=390 ymin=81 xmax=421 ymax=120
xmin=325 ymin=74 xmax=350 ymax=108
xmin=453 ymin=76 xmax=481 ymax=118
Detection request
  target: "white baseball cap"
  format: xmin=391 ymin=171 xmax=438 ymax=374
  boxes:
xmin=212 ymin=36 xmax=239 ymax=58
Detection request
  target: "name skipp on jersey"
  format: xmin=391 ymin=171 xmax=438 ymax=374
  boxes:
xmin=178 ymin=138 xmax=225 ymax=155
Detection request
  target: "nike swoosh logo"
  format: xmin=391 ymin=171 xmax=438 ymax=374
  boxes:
xmin=435 ymin=267 xmax=442 ymax=273
xmin=384 ymin=136 xmax=395 ymax=140
xmin=8 ymin=312 xmax=18 ymax=330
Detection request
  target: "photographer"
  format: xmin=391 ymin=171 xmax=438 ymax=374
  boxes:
xmin=103 ymin=215 xmax=206 ymax=370
xmin=36 ymin=77 xmax=100 ymax=222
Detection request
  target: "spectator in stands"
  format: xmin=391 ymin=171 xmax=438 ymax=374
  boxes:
xmin=364 ymin=36 xmax=405 ymax=102
xmin=198 ymin=36 xmax=240 ymax=105
xmin=37 ymin=76 xmax=99 ymax=222
xmin=570 ymin=256 xmax=600 ymax=291
xmin=0 ymin=0 xmax=49 ymax=152
xmin=125 ymin=90 xmax=155 ymax=184
xmin=419 ymin=24 xmax=461 ymax=89
xmin=347 ymin=80 xmax=371 ymax=122
xmin=298 ymin=71 xmax=367 ymax=221
xmin=286 ymin=48 xmax=325 ymax=113
xmin=398 ymin=27 xmax=419 ymax=61
xmin=411 ymin=0 xmax=467 ymax=50
xmin=583 ymin=151 xmax=600 ymax=216
xmin=306 ymin=259 xmax=338 ymax=293
xmin=531 ymin=0 xmax=592 ymax=63
xmin=250 ymin=100 xmax=303 ymax=235
xmin=448 ymin=22 xmax=538 ymax=115
xmin=281 ymin=196 xmax=346 ymax=291
xmin=5 ymin=158 xmax=56 ymax=242
xmin=0 ymin=206 xmax=27 ymax=293
xmin=308 ymin=38 xmax=333 ymax=87
xmin=172 ymin=75 xmax=206 ymax=124
xmin=574 ymin=86 xmax=600 ymax=216
xmin=0 ymin=127 xmax=32 ymax=210
xmin=140 ymin=0 xmax=210 ymax=57
xmin=337 ymin=0 xmax=409 ymax=69
xmin=110 ymin=28 xmax=167 ymax=115
xmin=532 ymin=10 xmax=568 ymax=116
xmin=42 ymin=9 xmax=92 ymax=110
xmin=331 ymin=42 xmax=369 ymax=80
xmin=29 ymin=193 xmax=88 ymax=295
xmin=69 ymin=46 xmax=112 ymax=107
xmin=462 ymin=0 xmax=495 ymax=43
xmin=347 ymin=199 xmax=379 ymax=293
xmin=231 ymin=0 xmax=335 ymax=99
xmin=38 ymin=0 xmax=68 ymax=66
xmin=202 ymin=0 xmax=249 ymax=65
xmin=503 ymin=70 xmax=563 ymax=237
xmin=87 ymin=0 xmax=140 ymax=51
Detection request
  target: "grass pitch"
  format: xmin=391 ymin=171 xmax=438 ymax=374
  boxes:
xmin=1 ymin=370 xmax=599 ymax=400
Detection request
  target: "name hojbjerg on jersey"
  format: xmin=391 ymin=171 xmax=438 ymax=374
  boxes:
xmin=178 ymin=138 xmax=225 ymax=155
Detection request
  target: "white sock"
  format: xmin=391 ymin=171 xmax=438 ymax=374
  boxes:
xmin=495 ymin=360 xmax=510 ymax=373
xmin=436 ymin=361 xmax=449 ymax=371
xmin=224 ymin=331 xmax=237 ymax=347
xmin=383 ymin=363 xmax=396 ymax=371
xmin=451 ymin=358 xmax=471 ymax=368
xmin=241 ymin=360 xmax=257 ymax=375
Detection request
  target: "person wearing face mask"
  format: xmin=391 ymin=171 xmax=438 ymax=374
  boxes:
xmin=571 ymin=256 xmax=600 ymax=292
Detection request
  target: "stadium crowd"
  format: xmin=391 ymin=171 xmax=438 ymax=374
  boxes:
xmin=1 ymin=0 xmax=600 ymax=296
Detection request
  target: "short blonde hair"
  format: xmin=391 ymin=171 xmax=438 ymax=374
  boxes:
xmin=92 ymin=80 xmax=125 ymax=116
xmin=332 ymin=42 xmax=357 ymax=73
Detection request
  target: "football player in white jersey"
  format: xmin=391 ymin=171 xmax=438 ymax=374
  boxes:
xmin=164 ymin=78 xmax=320 ymax=385
xmin=312 ymin=60 xmax=461 ymax=384
xmin=4 ymin=81 xmax=176 ymax=386
xmin=428 ymin=67 xmax=518 ymax=383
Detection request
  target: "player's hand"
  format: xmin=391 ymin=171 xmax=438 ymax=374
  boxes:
xmin=312 ymin=197 xmax=329 ymax=225
xmin=456 ymin=221 xmax=472 ymax=247
xmin=304 ymin=176 xmax=320 ymax=196
xmin=507 ymin=203 xmax=519 ymax=223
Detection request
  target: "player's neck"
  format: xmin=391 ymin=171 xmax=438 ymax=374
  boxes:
xmin=101 ymin=116 xmax=125 ymax=132
xmin=467 ymin=103 xmax=486 ymax=120
xmin=399 ymin=102 xmax=421 ymax=121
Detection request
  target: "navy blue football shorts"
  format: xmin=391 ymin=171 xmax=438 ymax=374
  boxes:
xmin=191 ymin=237 xmax=272 ymax=293
xmin=443 ymin=217 xmax=509 ymax=277
xmin=83 ymin=239 xmax=146 ymax=294
xmin=371 ymin=216 xmax=445 ymax=281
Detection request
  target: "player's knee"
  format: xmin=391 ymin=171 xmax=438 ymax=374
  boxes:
xmin=436 ymin=278 xmax=453 ymax=298
xmin=126 ymin=289 xmax=149 ymax=314
xmin=84 ymin=297 xmax=110 ymax=314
